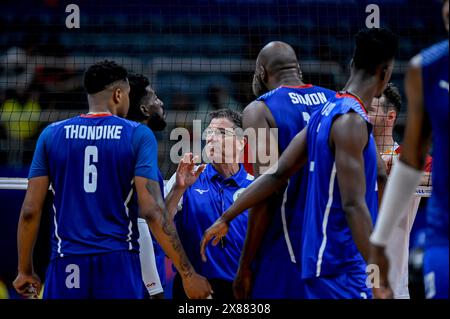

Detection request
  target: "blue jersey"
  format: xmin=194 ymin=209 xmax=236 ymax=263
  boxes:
xmin=29 ymin=114 xmax=159 ymax=260
xmin=302 ymin=93 xmax=378 ymax=279
xmin=421 ymin=40 xmax=449 ymax=247
xmin=251 ymin=85 xmax=335 ymax=298
xmin=174 ymin=164 xmax=252 ymax=281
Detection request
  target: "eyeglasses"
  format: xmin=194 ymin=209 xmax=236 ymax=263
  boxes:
xmin=204 ymin=127 xmax=238 ymax=138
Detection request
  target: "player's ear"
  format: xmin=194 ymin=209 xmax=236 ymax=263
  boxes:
xmin=140 ymin=104 xmax=150 ymax=117
xmin=242 ymin=135 xmax=248 ymax=148
xmin=349 ymin=58 xmax=355 ymax=68
xmin=236 ymin=134 xmax=246 ymax=154
xmin=112 ymin=87 xmax=121 ymax=104
xmin=259 ymin=65 xmax=267 ymax=84
xmin=387 ymin=109 xmax=397 ymax=124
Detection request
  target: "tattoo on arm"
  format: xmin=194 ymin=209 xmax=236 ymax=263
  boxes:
xmin=144 ymin=180 xmax=193 ymax=278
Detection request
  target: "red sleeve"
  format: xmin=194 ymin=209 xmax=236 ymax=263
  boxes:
xmin=242 ymin=143 xmax=254 ymax=175
xmin=424 ymin=155 xmax=432 ymax=172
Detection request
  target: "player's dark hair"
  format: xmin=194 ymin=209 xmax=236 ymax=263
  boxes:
xmin=382 ymin=83 xmax=402 ymax=114
xmin=352 ymin=28 xmax=398 ymax=74
xmin=127 ymin=73 xmax=150 ymax=122
xmin=209 ymin=108 xmax=242 ymax=129
xmin=83 ymin=60 xmax=128 ymax=94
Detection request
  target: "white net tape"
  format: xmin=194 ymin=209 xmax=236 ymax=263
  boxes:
xmin=0 ymin=177 xmax=432 ymax=197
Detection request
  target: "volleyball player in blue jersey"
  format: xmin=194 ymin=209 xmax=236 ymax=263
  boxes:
xmin=233 ymin=41 xmax=334 ymax=299
xmin=13 ymin=60 xmax=212 ymax=299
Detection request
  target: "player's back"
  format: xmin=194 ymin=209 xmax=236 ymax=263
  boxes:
xmin=33 ymin=114 xmax=147 ymax=259
xmin=258 ymin=85 xmax=335 ymax=152
xmin=421 ymin=40 xmax=449 ymax=245
xmin=302 ymin=93 xmax=378 ymax=279
xmin=250 ymin=85 xmax=334 ymax=298
xmin=256 ymin=85 xmax=335 ymax=254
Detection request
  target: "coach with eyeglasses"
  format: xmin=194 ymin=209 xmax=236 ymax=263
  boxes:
xmin=165 ymin=109 xmax=253 ymax=300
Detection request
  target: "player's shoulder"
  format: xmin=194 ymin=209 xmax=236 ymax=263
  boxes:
xmin=321 ymin=93 xmax=368 ymax=122
xmin=131 ymin=122 xmax=157 ymax=144
xmin=256 ymin=87 xmax=283 ymax=101
xmin=335 ymin=93 xmax=363 ymax=111
xmin=331 ymin=111 xmax=369 ymax=143
xmin=110 ymin=115 xmax=142 ymax=128
xmin=313 ymin=85 xmax=336 ymax=96
xmin=40 ymin=116 xmax=78 ymax=137
xmin=47 ymin=116 xmax=78 ymax=129
xmin=420 ymin=40 xmax=449 ymax=67
xmin=242 ymin=99 xmax=270 ymax=122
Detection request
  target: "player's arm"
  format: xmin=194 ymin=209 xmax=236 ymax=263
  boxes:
xmin=14 ymin=176 xmax=48 ymax=298
xmin=13 ymin=127 xmax=52 ymax=298
xmin=369 ymin=57 xmax=429 ymax=298
xmin=399 ymin=57 xmax=432 ymax=169
xmin=135 ymin=177 xmax=212 ymax=299
xmin=200 ymin=126 xmax=308 ymax=260
xmin=331 ymin=113 xmax=374 ymax=263
xmin=133 ymin=126 xmax=212 ymax=299
xmin=234 ymin=101 xmax=279 ymax=299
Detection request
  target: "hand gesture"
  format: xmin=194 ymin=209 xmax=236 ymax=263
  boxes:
xmin=200 ymin=216 xmax=229 ymax=262
xmin=176 ymin=153 xmax=205 ymax=189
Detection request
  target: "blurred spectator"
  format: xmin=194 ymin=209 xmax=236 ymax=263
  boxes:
xmin=171 ymin=91 xmax=195 ymax=111
xmin=0 ymin=87 xmax=41 ymax=166
xmin=1 ymin=88 xmax=41 ymax=140
xmin=0 ymin=47 xmax=30 ymax=95
xmin=199 ymin=85 xmax=241 ymax=112
xmin=0 ymin=279 xmax=9 ymax=299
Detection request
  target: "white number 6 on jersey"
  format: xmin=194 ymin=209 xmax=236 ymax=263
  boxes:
xmin=84 ymin=146 xmax=98 ymax=193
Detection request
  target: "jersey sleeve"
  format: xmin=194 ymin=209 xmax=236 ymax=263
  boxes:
xmin=132 ymin=125 xmax=159 ymax=182
xmin=28 ymin=126 xmax=52 ymax=179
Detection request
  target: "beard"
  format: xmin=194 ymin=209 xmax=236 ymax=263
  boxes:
xmin=148 ymin=113 xmax=167 ymax=131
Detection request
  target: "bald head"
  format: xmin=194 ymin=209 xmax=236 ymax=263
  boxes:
xmin=252 ymin=41 xmax=303 ymax=97
xmin=256 ymin=41 xmax=299 ymax=74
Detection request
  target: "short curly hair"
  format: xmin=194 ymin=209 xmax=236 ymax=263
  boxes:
xmin=382 ymin=83 xmax=402 ymax=114
xmin=83 ymin=60 xmax=128 ymax=94
xmin=353 ymin=28 xmax=398 ymax=74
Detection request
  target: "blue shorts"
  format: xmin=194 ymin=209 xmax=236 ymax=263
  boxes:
xmin=251 ymin=239 xmax=305 ymax=299
xmin=423 ymin=245 xmax=449 ymax=299
xmin=43 ymin=250 xmax=146 ymax=299
xmin=303 ymin=271 xmax=372 ymax=299
xmin=153 ymin=239 xmax=166 ymax=288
